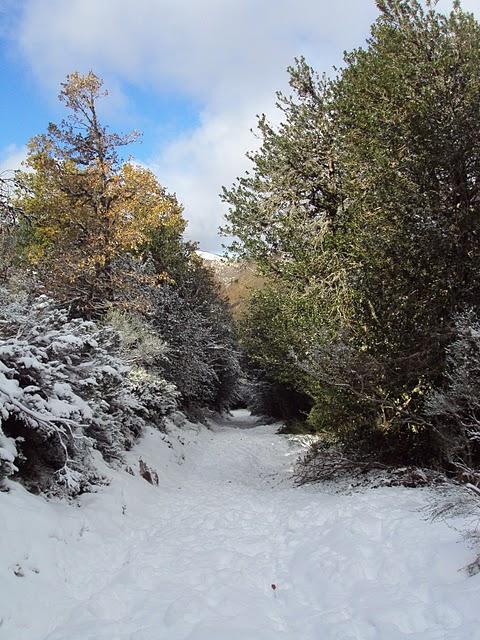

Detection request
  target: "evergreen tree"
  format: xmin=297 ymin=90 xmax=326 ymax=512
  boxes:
xmin=224 ymin=0 xmax=480 ymax=465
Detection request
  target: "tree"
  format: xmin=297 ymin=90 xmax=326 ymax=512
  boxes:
xmin=0 ymin=177 xmax=20 ymax=282
xmin=222 ymin=58 xmax=343 ymax=288
xmin=224 ymin=0 xmax=480 ymax=465
xmin=15 ymin=72 xmax=185 ymax=318
xmin=328 ymin=0 xmax=480 ymax=457
xmin=148 ymin=256 xmax=241 ymax=413
xmin=0 ymin=288 xmax=178 ymax=495
xmin=334 ymin=0 xmax=480 ymax=370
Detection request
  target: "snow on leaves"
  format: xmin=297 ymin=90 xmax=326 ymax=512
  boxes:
xmin=0 ymin=289 xmax=178 ymax=495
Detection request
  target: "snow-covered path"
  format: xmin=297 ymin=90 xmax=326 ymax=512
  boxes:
xmin=2 ymin=411 xmax=480 ymax=639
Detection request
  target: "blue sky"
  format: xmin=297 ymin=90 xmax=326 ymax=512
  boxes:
xmin=1 ymin=0 xmax=477 ymax=251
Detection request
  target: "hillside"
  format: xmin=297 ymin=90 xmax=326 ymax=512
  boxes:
xmin=197 ymin=251 xmax=263 ymax=317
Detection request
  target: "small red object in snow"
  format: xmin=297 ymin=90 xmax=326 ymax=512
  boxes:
xmin=271 ymin=584 xmax=277 ymax=590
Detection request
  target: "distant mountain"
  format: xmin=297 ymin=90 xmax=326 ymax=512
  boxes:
xmin=196 ymin=250 xmax=263 ymax=316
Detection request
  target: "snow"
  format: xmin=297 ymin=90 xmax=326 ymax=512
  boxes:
xmin=196 ymin=250 xmax=225 ymax=262
xmin=0 ymin=446 xmax=15 ymax=463
xmin=1 ymin=410 xmax=480 ymax=639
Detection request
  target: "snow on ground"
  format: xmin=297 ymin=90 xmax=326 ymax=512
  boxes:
xmin=1 ymin=410 xmax=480 ymax=640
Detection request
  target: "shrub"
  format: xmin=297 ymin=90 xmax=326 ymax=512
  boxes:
xmin=0 ymin=290 xmax=177 ymax=495
xmin=426 ymin=310 xmax=480 ymax=483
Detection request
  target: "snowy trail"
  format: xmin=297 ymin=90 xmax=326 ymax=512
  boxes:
xmin=2 ymin=411 xmax=480 ymax=639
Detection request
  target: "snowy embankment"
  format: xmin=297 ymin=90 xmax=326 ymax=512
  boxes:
xmin=1 ymin=410 xmax=480 ymax=640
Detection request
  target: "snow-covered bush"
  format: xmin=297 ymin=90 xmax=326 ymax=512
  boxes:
xmin=150 ymin=281 xmax=241 ymax=413
xmin=109 ymin=254 xmax=241 ymax=416
xmin=107 ymin=308 xmax=169 ymax=367
xmin=0 ymin=430 xmax=18 ymax=482
xmin=0 ymin=290 xmax=178 ymax=495
xmin=128 ymin=368 xmax=178 ymax=424
xmin=426 ymin=310 xmax=480 ymax=483
xmin=108 ymin=310 xmax=179 ymax=423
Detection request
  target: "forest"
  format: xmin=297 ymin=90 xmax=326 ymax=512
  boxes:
xmin=2 ymin=0 xmax=480 ymax=496
xmin=2 ymin=2 xmax=480 ymax=637
xmin=0 ymin=72 xmax=241 ymax=494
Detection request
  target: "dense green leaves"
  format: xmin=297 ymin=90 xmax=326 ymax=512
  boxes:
xmin=224 ymin=0 xmax=480 ymax=465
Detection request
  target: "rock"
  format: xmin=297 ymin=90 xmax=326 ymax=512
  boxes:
xmin=139 ymin=459 xmax=159 ymax=485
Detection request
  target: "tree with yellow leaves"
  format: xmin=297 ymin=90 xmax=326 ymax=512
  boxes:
xmin=16 ymin=72 xmax=185 ymax=317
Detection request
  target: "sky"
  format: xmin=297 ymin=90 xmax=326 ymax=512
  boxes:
xmin=1 ymin=0 xmax=479 ymax=252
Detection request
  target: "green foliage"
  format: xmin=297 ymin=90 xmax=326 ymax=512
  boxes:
xmin=224 ymin=0 xmax=480 ymax=465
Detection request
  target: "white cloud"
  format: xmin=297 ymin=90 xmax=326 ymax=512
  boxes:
xmin=0 ymin=144 xmax=27 ymax=177
xmin=13 ymin=1 xmax=380 ymax=249
xmin=13 ymin=1 xmax=381 ymax=249
xmin=152 ymin=102 xmax=269 ymax=250
xmin=14 ymin=0 xmax=476 ymax=250
xmin=17 ymin=1 xmax=376 ymax=101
